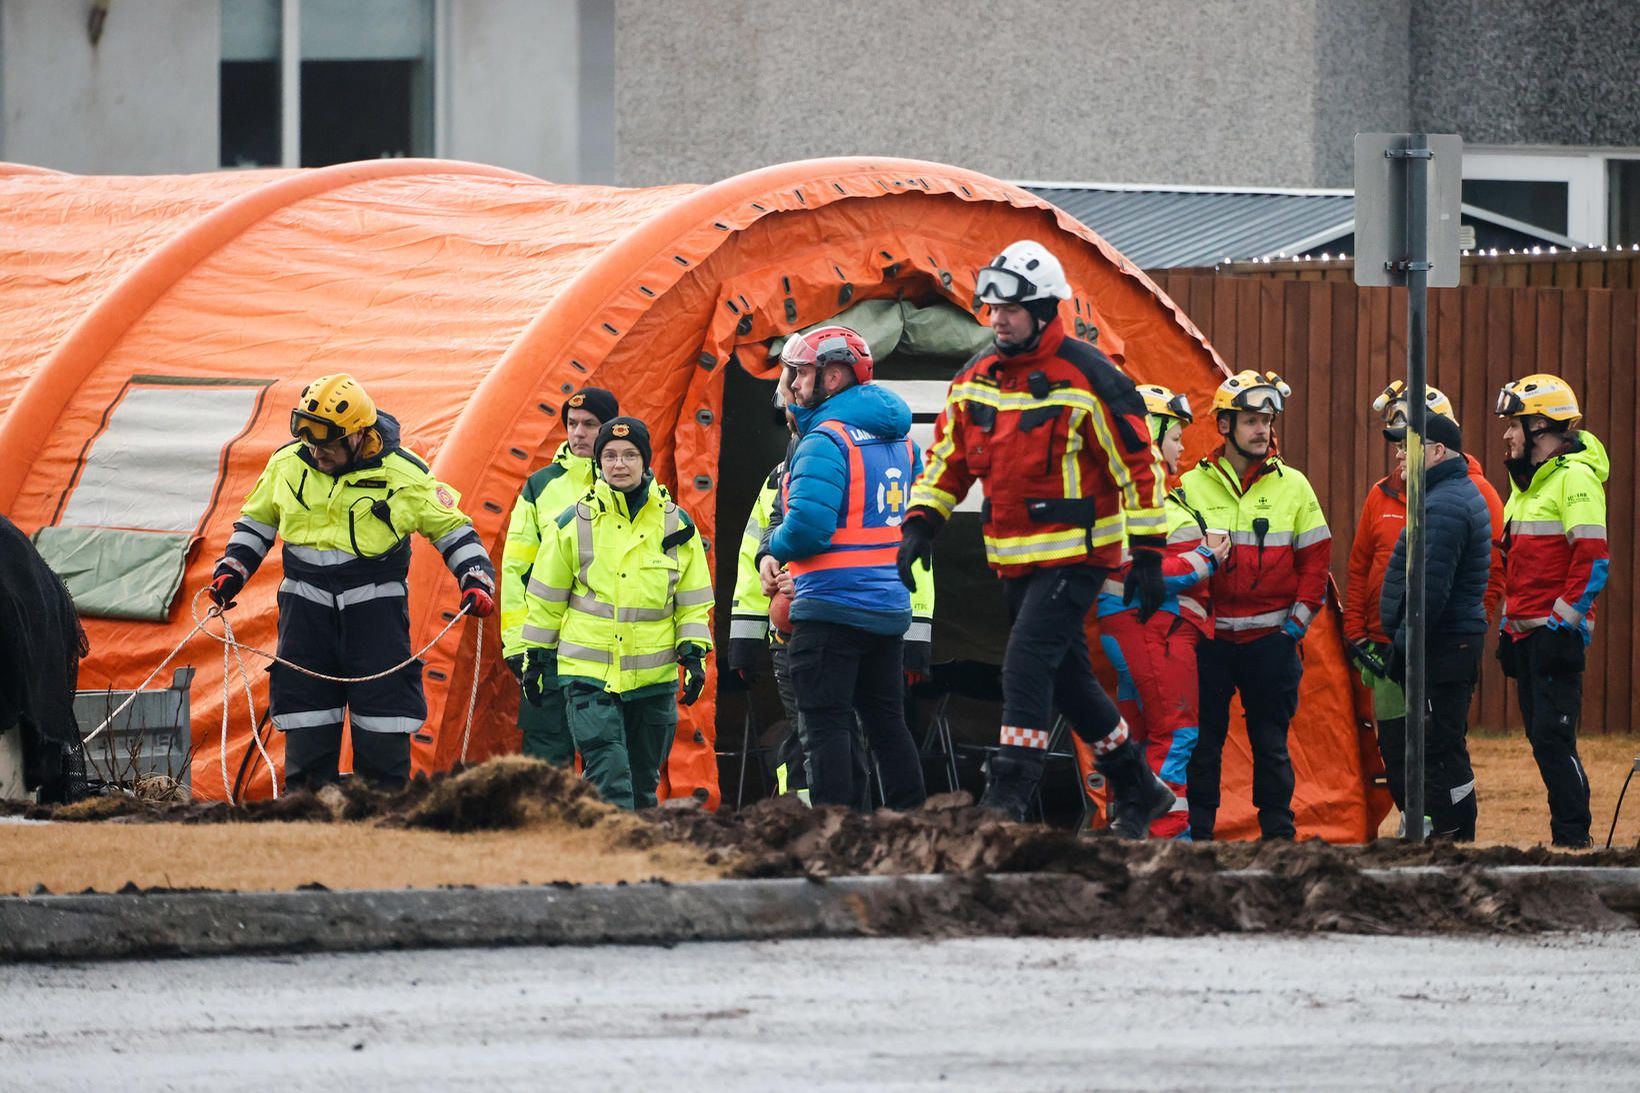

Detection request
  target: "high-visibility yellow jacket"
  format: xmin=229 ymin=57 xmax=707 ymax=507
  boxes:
xmin=1501 ymin=430 xmax=1609 ymax=638
xmin=1177 ymin=447 xmax=1330 ymax=643
xmin=731 ymin=460 xmax=936 ymax=672
xmin=219 ymin=412 xmax=492 ymax=599
xmin=521 ymin=477 xmax=714 ymax=696
xmin=499 ymin=443 xmax=596 ymax=658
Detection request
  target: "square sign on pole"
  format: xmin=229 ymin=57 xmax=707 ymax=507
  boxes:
xmin=1353 ymin=132 xmax=1463 ymax=288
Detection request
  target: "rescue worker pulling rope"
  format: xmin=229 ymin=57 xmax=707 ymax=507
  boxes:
xmin=207 ymin=374 xmax=496 ymax=791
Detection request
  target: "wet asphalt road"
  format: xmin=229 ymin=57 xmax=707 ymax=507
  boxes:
xmin=4 ymin=932 xmax=1639 ymax=1090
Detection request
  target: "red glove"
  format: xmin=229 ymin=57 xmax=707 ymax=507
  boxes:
xmin=461 ymin=587 xmax=495 ymax=618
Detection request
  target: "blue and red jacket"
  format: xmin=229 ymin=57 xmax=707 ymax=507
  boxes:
xmin=768 ymin=383 xmax=920 ymax=636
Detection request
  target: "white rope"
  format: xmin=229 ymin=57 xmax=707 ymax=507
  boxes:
xmin=83 ymin=586 xmax=485 ymax=803
xmin=458 ymin=616 xmax=484 ymax=766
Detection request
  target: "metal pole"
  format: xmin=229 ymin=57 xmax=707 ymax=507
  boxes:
xmin=1402 ymin=136 xmax=1431 ymax=844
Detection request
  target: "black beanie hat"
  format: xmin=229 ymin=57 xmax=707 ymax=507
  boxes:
xmin=594 ymin=416 xmax=652 ymax=469
xmin=561 ymin=386 xmax=619 ymax=425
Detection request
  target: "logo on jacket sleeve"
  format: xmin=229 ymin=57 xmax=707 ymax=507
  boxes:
xmin=436 ymin=486 xmax=455 ymax=507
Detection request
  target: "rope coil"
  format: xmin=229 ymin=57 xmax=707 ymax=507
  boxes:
xmin=81 ymin=586 xmax=484 ymax=803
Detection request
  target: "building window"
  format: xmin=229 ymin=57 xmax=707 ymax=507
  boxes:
xmin=220 ymin=0 xmax=435 ymax=169
xmin=1462 ymin=151 xmax=1609 ymax=246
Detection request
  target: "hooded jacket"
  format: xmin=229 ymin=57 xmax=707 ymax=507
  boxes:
xmin=218 ymin=411 xmax=494 ymax=599
xmin=1379 ymin=453 xmax=1493 ymax=642
xmin=768 ymin=383 xmax=920 ymax=636
xmin=1500 ymin=429 xmax=1609 ymax=640
xmin=1344 ymin=453 xmax=1505 ymax=645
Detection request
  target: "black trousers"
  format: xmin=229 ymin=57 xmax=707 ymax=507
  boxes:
xmin=1000 ymin=566 xmax=1123 ymax=745
xmin=1515 ymin=627 xmax=1591 ymax=845
xmin=787 ymin=620 xmax=925 ymax=810
xmin=1377 ymin=633 xmax=1482 ymax=839
xmin=1188 ymin=632 xmax=1304 ymax=839
xmin=285 ymin=723 xmax=410 ymax=791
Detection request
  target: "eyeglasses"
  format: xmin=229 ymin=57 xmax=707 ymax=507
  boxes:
xmin=601 ymin=450 xmax=644 ymax=465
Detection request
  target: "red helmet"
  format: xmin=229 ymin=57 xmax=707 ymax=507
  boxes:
xmin=782 ymin=325 xmax=874 ymax=385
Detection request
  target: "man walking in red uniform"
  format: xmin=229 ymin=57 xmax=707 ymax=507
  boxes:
xmin=900 ymin=240 xmax=1175 ymax=834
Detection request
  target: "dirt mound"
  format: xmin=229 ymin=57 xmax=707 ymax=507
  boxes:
xmin=16 ymin=756 xmax=647 ymax=841
xmin=647 ymin=791 xmax=1640 ymax=879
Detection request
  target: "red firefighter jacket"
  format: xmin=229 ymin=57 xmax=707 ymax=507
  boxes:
xmin=909 ymin=318 xmax=1165 ymax=576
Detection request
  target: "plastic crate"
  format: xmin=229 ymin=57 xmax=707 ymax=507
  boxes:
xmin=73 ymin=666 xmax=194 ymax=790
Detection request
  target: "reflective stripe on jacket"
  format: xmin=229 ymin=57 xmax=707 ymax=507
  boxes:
xmin=1177 ymin=447 xmax=1330 ymax=643
xmin=727 ymin=464 xmax=782 ymax=667
xmin=1097 ymin=488 xmax=1215 ymax=634
xmin=220 ymin=411 xmax=492 ymax=600
xmin=499 ymin=443 xmax=596 ymax=657
xmin=519 ymin=478 xmax=713 ymax=695
xmin=1500 ymin=430 xmax=1609 ymax=637
xmin=909 ymin=317 xmax=1165 ymax=576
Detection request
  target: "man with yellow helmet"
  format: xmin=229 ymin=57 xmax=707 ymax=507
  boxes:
xmin=1095 ymin=384 xmax=1228 ymax=836
xmin=1495 ymin=373 xmax=1609 ymax=847
xmin=1177 ymin=370 xmax=1330 ymax=841
xmin=1345 ymin=381 xmax=1504 ymax=836
xmin=208 ymin=374 xmax=496 ymax=790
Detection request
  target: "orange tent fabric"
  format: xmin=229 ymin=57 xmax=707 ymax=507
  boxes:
xmin=0 ymin=155 xmax=1388 ymax=839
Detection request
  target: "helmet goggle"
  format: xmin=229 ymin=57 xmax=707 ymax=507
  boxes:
xmin=975 ymin=264 xmax=1042 ymax=304
xmin=812 ymin=333 xmax=862 ymax=369
xmin=1159 ymin=392 xmax=1193 ymax=423
xmin=290 ymin=409 xmax=349 ymax=446
xmin=1494 ymin=384 xmax=1527 ymax=417
xmin=1235 ymin=385 xmax=1286 ymax=414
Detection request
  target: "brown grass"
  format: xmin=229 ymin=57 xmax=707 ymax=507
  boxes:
xmin=1376 ymin=731 xmax=1640 ymax=846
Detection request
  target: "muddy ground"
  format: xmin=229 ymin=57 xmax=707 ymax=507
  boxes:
xmin=5 ymin=757 xmax=1639 ymax=937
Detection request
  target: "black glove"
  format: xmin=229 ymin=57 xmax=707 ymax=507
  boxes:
xmin=522 ymin=648 xmax=557 ymax=707
xmin=678 ymin=643 xmax=707 ymax=707
xmin=208 ymin=570 xmax=244 ymax=608
xmin=1386 ymin=638 xmax=1407 ymax=686
xmin=897 ymin=515 xmax=936 ymax=593
xmin=1123 ymin=546 xmax=1166 ymax=624
xmin=1495 ymin=633 xmax=1519 ymax=679
xmin=504 ymin=654 xmax=525 ymax=683
xmin=1539 ymin=625 xmax=1586 ymax=676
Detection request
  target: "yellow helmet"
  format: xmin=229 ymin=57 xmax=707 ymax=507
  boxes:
xmin=1373 ymin=379 xmax=1456 ymax=439
xmin=1136 ymin=383 xmax=1193 ymax=424
xmin=1495 ymin=373 xmax=1580 ymax=423
xmin=291 ymin=374 xmax=377 ymax=444
xmin=1212 ymin=370 xmax=1290 ymax=415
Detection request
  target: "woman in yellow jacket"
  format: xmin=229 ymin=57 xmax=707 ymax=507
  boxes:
xmin=518 ymin=418 xmax=713 ymax=809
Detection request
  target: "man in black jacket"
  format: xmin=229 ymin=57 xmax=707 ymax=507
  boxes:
xmin=1379 ymin=414 xmax=1492 ymax=839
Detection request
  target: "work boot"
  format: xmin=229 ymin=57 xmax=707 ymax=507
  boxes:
xmin=1100 ymin=740 xmax=1176 ymax=839
xmin=978 ymin=745 xmax=1046 ymax=822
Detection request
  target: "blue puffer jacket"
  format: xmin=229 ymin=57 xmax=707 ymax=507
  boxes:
xmin=1380 ymin=454 xmax=1492 ymax=640
xmin=768 ymin=383 xmax=920 ymax=635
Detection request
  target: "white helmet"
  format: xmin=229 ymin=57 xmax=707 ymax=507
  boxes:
xmin=976 ymin=240 xmax=1072 ymax=304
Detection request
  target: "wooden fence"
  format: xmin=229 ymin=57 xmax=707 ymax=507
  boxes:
xmin=1147 ymin=273 xmax=1640 ymax=736
xmin=1193 ymin=248 xmax=1640 ymax=289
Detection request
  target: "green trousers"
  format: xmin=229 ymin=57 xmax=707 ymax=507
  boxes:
xmin=564 ymin=684 xmax=677 ymax=810
xmin=517 ymin=680 xmax=576 ymax=766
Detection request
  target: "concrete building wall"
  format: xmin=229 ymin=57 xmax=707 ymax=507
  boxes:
xmin=0 ymin=0 xmax=219 ymax=174
xmin=445 ymin=0 xmax=597 ymax=182
xmin=1412 ymin=0 xmax=1640 ymax=147
xmin=613 ymin=0 xmax=1417 ymax=189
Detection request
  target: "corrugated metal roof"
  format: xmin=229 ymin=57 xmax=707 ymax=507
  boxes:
xmin=1019 ymin=183 xmax=1355 ymax=269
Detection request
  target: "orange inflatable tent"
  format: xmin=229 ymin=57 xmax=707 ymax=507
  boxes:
xmin=0 ymin=155 xmax=1389 ymax=840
